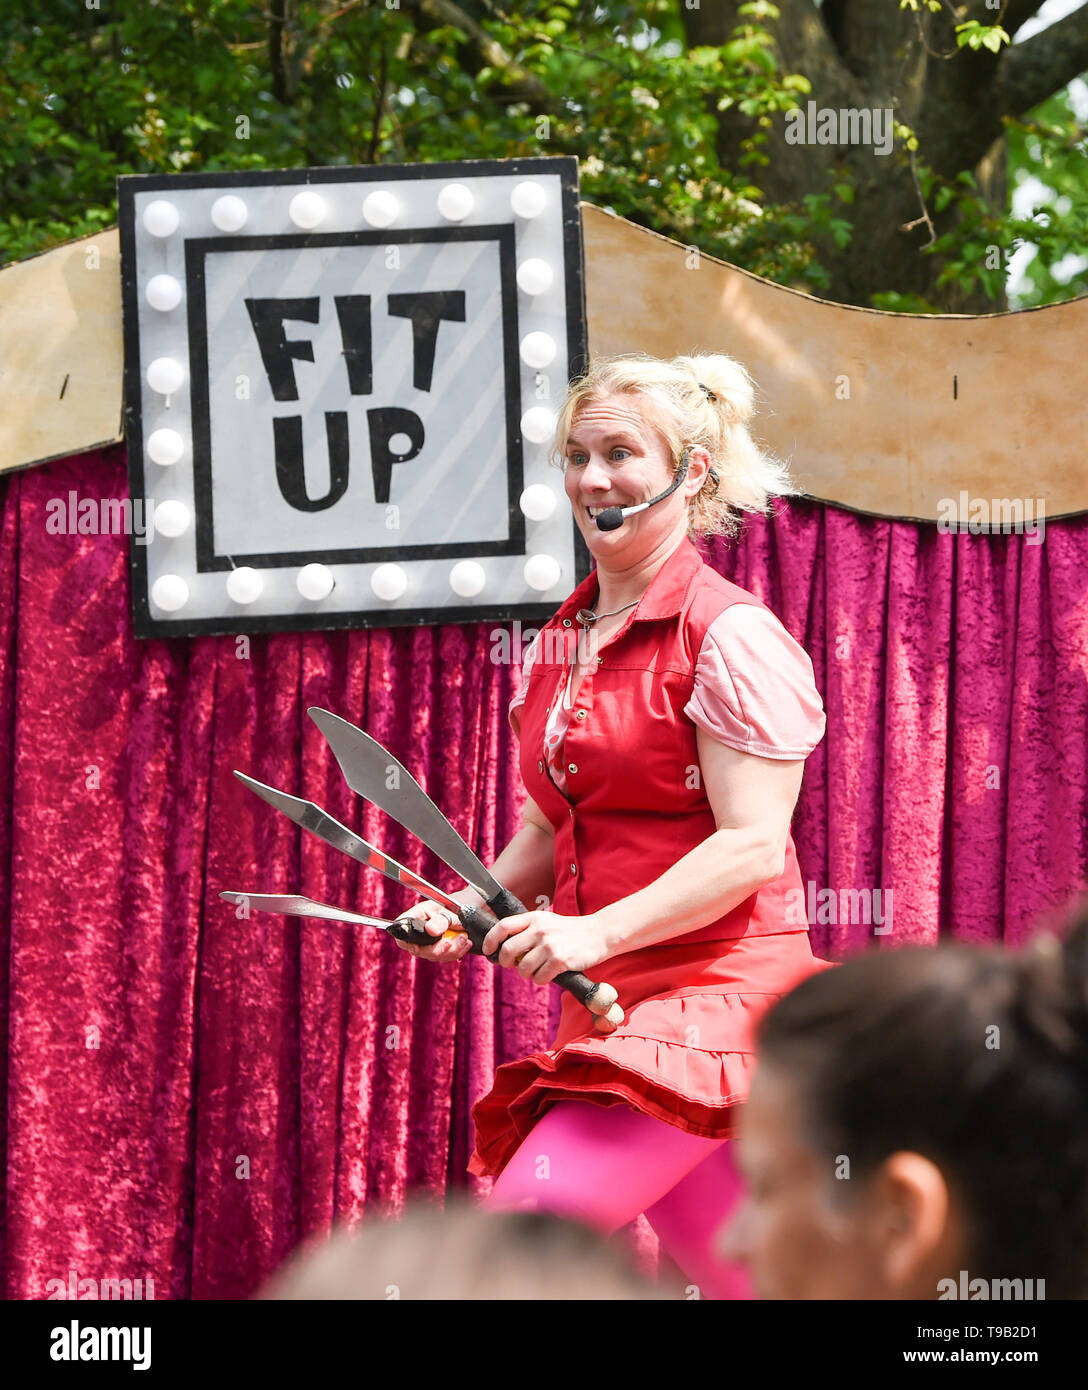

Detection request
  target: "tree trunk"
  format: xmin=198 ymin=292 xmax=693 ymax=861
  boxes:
xmin=679 ymin=0 xmax=1088 ymax=310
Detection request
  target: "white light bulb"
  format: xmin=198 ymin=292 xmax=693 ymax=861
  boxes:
xmin=147 ymin=428 xmax=184 ymax=466
xmin=516 ymin=258 xmax=554 ymax=296
xmin=153 ymin=500 xmax=191 ymax=538
xmin=449 ymin=560 xmax=485 ymax=597
xmin=146 ymin=274 xmax=182 ymax=311
xmin=519 ymin=332 xmax=557 ymax=369
xmin=511 ymin=181 xmax=547 ymax=219
xmin=362 ymin=190 xmax=398 ymax=228
xmin=437 ymin=183 xmax=474 ymax=221
xmin=143 ymin=199 xmax=179 ymax=237
xmin=297 ymin=564 xmax=335 ymax=600
xmin=521 ymin=406 xmax=556 ymax=445
xmin=226 ymin=567 xmax=263 ymax=604
xmin=211 ymin=195 xmax=248 ymax=232
xmin=524 ymin=553 xmax=561 ymax=591
xmin=520 ymin=485 xmax=557 ymax=521
xmin=371 ymin=564 xmax=408 ymax=601
xmin=151 ymin=574 xmax=189 ymax=611
xmin=289 ymin=191 xmax=326 ymax=229
xmin=146 ymin=357 xmax=185 ymax=395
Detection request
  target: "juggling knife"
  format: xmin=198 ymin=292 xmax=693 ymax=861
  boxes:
xmin=308 ymin=708 xmax=518 ymax=909
xmin=306 ymin=707 xmax=623 ymax=1026
xmin=233 ymin=770 xmax=468 ymax=917
xmin=218 ymin=891 xmax=449 ymax=947
xmin=229 ymin=773 xmax=620 ymax=1032
xmin=230 ymin=769 xmax=486 ymax=947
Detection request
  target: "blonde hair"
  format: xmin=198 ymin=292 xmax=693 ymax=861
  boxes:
xmin=553 ymin=351 xmax=798 ymax=538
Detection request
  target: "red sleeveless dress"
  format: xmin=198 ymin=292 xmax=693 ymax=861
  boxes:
xmin=468 ymin=538 xmax=834 ymax=1178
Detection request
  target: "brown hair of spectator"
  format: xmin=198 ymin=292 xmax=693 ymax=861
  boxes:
xmin=257 ymin=1197 xmax=682 ymax=1300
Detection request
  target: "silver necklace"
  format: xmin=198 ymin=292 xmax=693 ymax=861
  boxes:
xmin=575 ymin=597 xmax=639 ymax=629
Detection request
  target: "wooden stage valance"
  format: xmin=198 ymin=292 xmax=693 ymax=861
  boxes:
xmin=2 ymin=202 xmax=1085 ymax=522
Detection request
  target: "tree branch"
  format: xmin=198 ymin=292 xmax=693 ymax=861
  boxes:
xmin=992 ymin=3 xmax=1088 ymax=119
xmin=268 ymin=0 xmax=291 ymax=103
xmin=902 ymin=148 xmax=936 ymax=248
xmin=399 ymin=0 xmax=561 ymax=113
xmin=367 ymin=37 xmax=389 ymax=163
xmin=999 ymin=0 xmax=1049 ymax=39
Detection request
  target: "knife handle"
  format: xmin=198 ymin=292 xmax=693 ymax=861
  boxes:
xmin=460 ymin=898 xmax=624 ymax=1032
xmin=387 ymin=917 xmax=462 ymax=948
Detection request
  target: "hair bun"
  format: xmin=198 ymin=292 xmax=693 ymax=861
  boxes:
xmin=1014 ymin=923 xmax=1088 ymax=1067
xmin=1060 ymin=907 xmax=1088 ymax=1052
xmin=684 ymin=354 xmax=755 ymax=427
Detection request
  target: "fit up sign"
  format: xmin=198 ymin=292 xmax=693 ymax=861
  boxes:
xmin=118 ymin=156 xmax=589 ymax=638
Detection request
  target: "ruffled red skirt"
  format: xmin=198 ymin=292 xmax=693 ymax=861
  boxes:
xmin=468 ymin=929 xmax=835 ymax=1177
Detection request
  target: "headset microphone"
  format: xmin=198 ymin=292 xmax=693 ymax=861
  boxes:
xmin=594 ymin=447 xmax=692 ymax=531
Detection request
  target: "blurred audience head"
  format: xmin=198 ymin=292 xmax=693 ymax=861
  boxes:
xmin=257 ymin=1197 xmax=680 ymax=1300
xmin=720 ymin=898 xmax=1088 ymax=1300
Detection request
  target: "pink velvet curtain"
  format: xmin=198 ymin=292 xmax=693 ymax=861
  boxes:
xmin=1 ymin=444 xmax=1086 ymax=1299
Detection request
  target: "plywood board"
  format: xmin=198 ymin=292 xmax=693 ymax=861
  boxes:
xmin=0 ymin=228 xmax=124 ymax=475
xmin=582 ymin=202 xmax=1085 ymax=521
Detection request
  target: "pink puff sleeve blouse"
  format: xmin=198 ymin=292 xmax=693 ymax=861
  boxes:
xmin=682 ymin=603 xmax=826 ymax=758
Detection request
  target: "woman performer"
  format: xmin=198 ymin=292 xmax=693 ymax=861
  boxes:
xmin=399 ymin=351 xmax=833 ymax=1299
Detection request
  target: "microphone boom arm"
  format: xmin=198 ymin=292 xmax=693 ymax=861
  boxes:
xmin=595 ymin=446 xmax=693 ymax=531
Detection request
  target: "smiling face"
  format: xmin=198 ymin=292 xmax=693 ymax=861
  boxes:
xmin=562 ymin=392 xmax=705 ymax=562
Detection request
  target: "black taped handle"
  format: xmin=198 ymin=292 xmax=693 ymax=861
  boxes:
xmin=478 ymin=888 xmax=616 ymax=1018
xmin=387 ymin=915 xmax=445 ymax=947
xmin=387 ymin=909 xmax=495 ymax=954
xmin=484 ymin=886 xmax=526 ymax=920
xmin=457 ymin=904 xmax=506 ymax=956
xmin=386 ymin=909 xmax=505 ymax=957
xmin=390 ymin=898 xmax=621 ymax=1024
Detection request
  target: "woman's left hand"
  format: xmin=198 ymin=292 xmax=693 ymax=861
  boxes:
xmin=480 ymin=910 xmax=613 ymax=985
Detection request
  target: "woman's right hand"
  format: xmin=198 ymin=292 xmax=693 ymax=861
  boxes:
xmin=395 ymin=899 xmax=475 ymax=964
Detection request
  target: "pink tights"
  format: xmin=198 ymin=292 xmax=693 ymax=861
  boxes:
xmin=481 ymin=1099 xmax=753 ymax=1299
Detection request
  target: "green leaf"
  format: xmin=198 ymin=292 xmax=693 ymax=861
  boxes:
xmin=954 ymin=22 xmax=1009 ymax=52
xmin=829 ymin=218 xmax=852 ymax=248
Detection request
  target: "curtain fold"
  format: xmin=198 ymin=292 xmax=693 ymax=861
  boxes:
xmin=1 ymin=446 xmax=1085 ymax=1298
